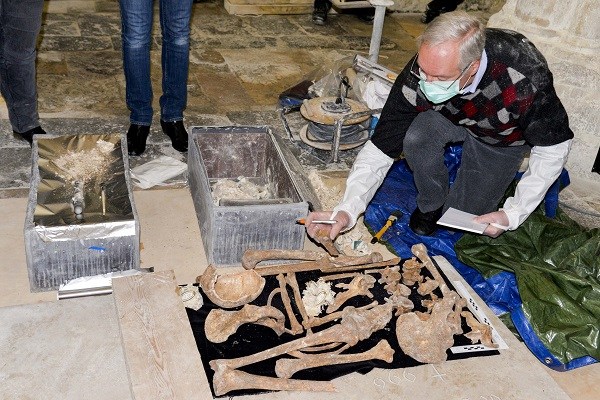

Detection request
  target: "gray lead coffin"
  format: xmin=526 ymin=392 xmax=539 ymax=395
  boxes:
xmin=24 ymin=134 xmax=140 ymax=291
xmin=188 ymin=126 xmax=308 ymax=266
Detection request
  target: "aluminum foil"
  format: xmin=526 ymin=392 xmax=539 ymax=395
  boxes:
xmin=34 ymin=134 xmax=135 ymax=241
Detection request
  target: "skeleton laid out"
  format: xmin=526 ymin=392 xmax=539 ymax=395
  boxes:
xmin=195 ymin=244 xmax=498 ymax=396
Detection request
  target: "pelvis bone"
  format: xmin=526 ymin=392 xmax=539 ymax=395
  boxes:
xmin=205 ymin=304 xmax=286 ymax=343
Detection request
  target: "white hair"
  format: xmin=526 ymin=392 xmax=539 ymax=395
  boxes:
xmin=417 ymin=11 xmax=486 ymax=70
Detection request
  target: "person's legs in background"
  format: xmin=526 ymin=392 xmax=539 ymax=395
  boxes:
xmin=119 ymin=0 xmax=154 ymax=155
xmin=0 ymin=0 xmax=46 ymax=144
xmin=312 ymin=0 xmax=331 ymax=25
xmin=421 ymin=0 xmax=464 ymax=24
xmin=158 ymin=0 xmax=193 ymax=152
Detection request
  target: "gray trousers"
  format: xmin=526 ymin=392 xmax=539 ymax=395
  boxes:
xmin=403 ymin=110 xmax=530 ymax=215
xmin=0 ymin=0 xmax=44 ymax=133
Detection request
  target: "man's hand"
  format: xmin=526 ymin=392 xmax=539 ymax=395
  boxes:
xmin=474 ymin=210 xmax=510 ymax=238
xmin=305 ymin=210 xmax=350 ymax=240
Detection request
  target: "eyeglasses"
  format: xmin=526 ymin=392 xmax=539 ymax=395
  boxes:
xmin=409 ymin=55 xmax=472 ymax=91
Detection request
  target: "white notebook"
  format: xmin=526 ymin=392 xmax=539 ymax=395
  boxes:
xmin=436 ymin=207 xmax=488 ymax=234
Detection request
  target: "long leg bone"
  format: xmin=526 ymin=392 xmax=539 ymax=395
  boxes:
xmin=242 ymin=249 xmax=325 ymax=270
xmin=285 ymin=272 xmax=310 ymax=329
xmin=275 ymin=339 xmax=395 ymax=379
xmin=250 ymin=253 xmax=389 ymax=277
xmin=276 ymin=273 xmax=304 ymax=335
xmin=211 ymin=363 xmax=336 ymax=396
xmin=205 ymin=304 xmax=286 ymax=343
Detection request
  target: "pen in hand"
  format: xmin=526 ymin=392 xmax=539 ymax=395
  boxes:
xmin=296 ymin=218 xmax=337 ymax=225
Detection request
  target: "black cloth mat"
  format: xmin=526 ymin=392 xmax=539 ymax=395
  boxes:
xmin=186 ymin=258 xmax=499 ymax=398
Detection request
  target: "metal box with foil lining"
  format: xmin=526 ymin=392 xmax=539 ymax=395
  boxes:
xmin=188 ymin=126 xmax=309 ymax=266
xmin=24 ymin=133 xmax=140 ymax=291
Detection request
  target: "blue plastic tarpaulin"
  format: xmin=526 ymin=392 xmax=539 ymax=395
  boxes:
xmin=363 ymin=146 xmax=598 ymax=371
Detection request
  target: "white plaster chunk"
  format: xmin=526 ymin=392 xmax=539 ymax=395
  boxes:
xmin=302 ymin=279 xmax=335 ymax=317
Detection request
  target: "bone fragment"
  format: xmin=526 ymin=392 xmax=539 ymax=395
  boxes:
xmin=314 ymin=228 xmax=340 ymax=256
xmin=417 ymin=277 xmax=440 ymax=296
xmin=411 ymin=244 xmax=449 ymax=295
xmin=242 ymin=249 xmax=325 ymax=270
xmin=210 ymin=363 xmax=336 ymax=396
xmin=197 ymin=265 xmax=265 ymax=308
xmin=326 ymin=274 xmax=376 ymax=313
xmin=276 ymin=273 xmax=304 ymax=335
xmin=205 ymin=304 xmax=286 ymax=343
xmin=303 ymin=301 xmax=378 ymax=329
xmin=321 ymin=272 xmax=361 ymax=281
xmin=275 ymin=339 xmax=395 ymax=379
xmin=401 ymin=257 xmax=424 ymax=286
xmin=461 ymin=311 xmax=498 ymax=348
xmin=211 ymin=303 xmax=393 ymax=372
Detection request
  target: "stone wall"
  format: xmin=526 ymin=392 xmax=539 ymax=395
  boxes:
xmin=488 ymin=0 xmax=600 ymax=184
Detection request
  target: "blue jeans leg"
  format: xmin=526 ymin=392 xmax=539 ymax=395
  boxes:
xmin=0 ymin=0 xmax=44 ymax=133
xmin=159 ymin=0 xmax=192 ymax=123
xmin=119 ymin=0 xmax=154 ymax=126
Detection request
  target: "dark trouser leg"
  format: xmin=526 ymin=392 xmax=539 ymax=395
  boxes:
xmin=119 ymin=0 xmax=154 ymax=126
xmin=403 ymin=110 xmax=529 ymax=216
xmin=0 ymin=0 xmax=44 ymax=133
xmin=403 ymin=110 xmax=468 ymax=213
xmin=159 ymin=0 xmax=193 ymax=123
xmin=445 ymin=134 xmax=530 ymax=215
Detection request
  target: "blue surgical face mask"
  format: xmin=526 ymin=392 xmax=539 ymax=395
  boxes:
xmin=412 ymin=59 xmax=473 ymax=104
xmin=419 ymin=78 xmax=464 ymax=104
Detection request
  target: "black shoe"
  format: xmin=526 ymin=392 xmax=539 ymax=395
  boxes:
xmin=127 ymin=124 xmax=150 ymax=156
xmin=409 ymin=206 xmax=443 ymax=236
xmin=356 ymin=7 xmax=375 ymax=23
xmin=160 ymin=120 xmax=188 ymax=152
xmin=312 ymin=1 xmax=330 ymax=25
xmin=13 ymin=126 xmax=46 ymax=145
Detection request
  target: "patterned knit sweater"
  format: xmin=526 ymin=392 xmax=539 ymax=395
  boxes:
xmin=372 ymin=28 xmax=574 ymax=158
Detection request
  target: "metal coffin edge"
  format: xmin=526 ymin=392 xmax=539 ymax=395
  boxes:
xmin=188 ymin=126 xmax=309 ymax=267
xmin=23 ymin=133 xmax=141 ymax=292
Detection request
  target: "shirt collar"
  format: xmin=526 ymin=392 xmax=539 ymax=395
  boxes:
xmin=462 ymin=49 xmax=487 ymax=93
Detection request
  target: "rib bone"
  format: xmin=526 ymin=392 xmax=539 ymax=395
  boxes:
xmin=275 ymin=339 xmax=395 ymax=378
